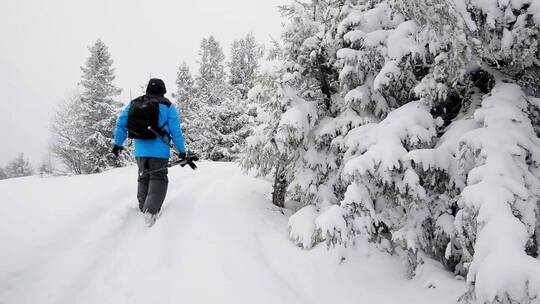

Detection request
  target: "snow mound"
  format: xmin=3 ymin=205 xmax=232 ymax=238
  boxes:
xmin=288 ymin=205 xmax=320 ymax=249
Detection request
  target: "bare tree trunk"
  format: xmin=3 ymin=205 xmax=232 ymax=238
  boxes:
xmin=272 ymin=162 xmax=288 ymax=208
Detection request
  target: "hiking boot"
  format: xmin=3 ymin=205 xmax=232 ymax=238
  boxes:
xmin=144 ymin=212 xmax=157 ymax=227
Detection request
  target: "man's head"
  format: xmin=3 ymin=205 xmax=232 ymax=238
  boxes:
xmin=146 ymin=78 xmax=167 ymax=96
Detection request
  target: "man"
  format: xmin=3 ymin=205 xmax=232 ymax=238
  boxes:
xmin=112 ymin=78 xmax=187 ymax=226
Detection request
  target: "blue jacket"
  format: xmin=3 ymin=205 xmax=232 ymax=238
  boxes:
xmin=114 ymin=101 xmax=186 ymax=159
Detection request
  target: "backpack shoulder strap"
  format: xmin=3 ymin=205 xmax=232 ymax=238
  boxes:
xmin=158 ymin=97 xmax=172 ymax=107
xmin=145 ymin=96 xmax=172 ymax=139
xmin=158 ymin=104 xmax=171 ymax=136
xmin=132 ymin=95 xmax=146 ymax=104
xmin=143 ymin=95 xmax=171 ymax=107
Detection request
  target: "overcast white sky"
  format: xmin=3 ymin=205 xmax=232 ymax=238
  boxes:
xmin=0 ymin=0 xmax=284 ymax=165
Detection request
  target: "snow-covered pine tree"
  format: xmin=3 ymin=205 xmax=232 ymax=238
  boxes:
xmin=452 ymin=83 xmax=540 ymax=304
xmin=38 ymin=154 xmax=54 ymax=176
xmin=51 ymin=40 xmax=128 ymax=174
xmin=230 ymin=40 xmax=245 ymax=94
xmin=188 ymin=36 xmax=253 ymax=161
xmin=77 ymin=39 xmax=125 ymax=173
xmin=50 ymin=93 xmax=88 ymax=174
xmin=229 ymin=33 xmax=264 ymax=99
xmin=325 ymin=0 xmax=462 ymax=269
xmin=187 ymin=36 xmax=228 ymax=159
xmin=38 ymin=162 xmax=53 ymax=176
xmin=0 ymin=166 xmax=8 ymax=180
xmin=290 ymin=0 xmax=453 ymax=258
xmin=197 ymin=36 xmax=228 ymax=105
xmin=243 ymin=0 xmax=352 ymax=221
xmin=394 ymin=1 xmax=540 ymax=301
xmin=175 ymin=62 xmax=199 ymax=147
xmin=327 ymin=0 xmax=540 ymax=282
xmin=276 ymin=1 xmax=358 ymax=249
xmin=175 ymin=62 xmax=196 ymax=117
xmin=383 ymin=0 xmax=477 ymax=276
xmin=246 ymin=0 xmax=540 ymax=302
xmin=241 ymin=58 xmax=317 ymax=208
xmin=462 ymin=0 xmax=540 ymax=99
xmin=5 ymin=153 xmax=34 ymax=178
xmin=459 ymin=0 xmax=540 ymax=76
xmin=202 ymin=96 xmax=254 ymax=161
xmin=282 ymin=0 xmax=430 ymax=252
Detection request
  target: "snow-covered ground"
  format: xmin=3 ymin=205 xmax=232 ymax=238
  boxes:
xmin=0 ymin=162 xmax=464 ymax=304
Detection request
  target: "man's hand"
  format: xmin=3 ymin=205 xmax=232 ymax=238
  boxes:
xmin=112 ymin=145 xmax=123 ymax=157
xmin=177 ymin=151 xmax=187 ymax=160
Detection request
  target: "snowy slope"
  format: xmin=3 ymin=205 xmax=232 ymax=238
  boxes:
xmin=0 ymin=162 xmax=463 ymax=304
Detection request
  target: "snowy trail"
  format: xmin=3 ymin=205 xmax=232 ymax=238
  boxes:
xmin=0 ymin=162 xmax=463 ymax=304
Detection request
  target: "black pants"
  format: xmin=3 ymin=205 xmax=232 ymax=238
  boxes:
xmin=136 ymin=157 xmax=169 ymax=215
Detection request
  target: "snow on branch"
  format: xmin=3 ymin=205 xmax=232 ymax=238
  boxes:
xmin=456 ymin=83 xmax=540 ymax=303
xmin=343 ymin=101 xmax=438 ymax=181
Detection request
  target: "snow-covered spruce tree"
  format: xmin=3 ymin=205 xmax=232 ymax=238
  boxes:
xmin=175 ymin=62 xmax=198 ymax=145
xmin=38 ymin=161 xmax=54 ymax=176
xmin=335 ymin=0 xmax=469 ymax=271
xmin=202 ymin=96 xmax=254 ymax=161
xmin=5 ymin=153 xmax=34 ymax=178
xmin=197 ymin=36 xmax=228 ymax=105
xmin=51 ymin=40 xmax=129 ymax=174
xmin=258 ymin=0 xmax=539 ymax=302
xmin=287 ymin=0 xmax=437 ymax=250
xmin=460 ymin=1 xmax=540 ymax=76
xmin=408 ymin=80 xmax=540 ymax=304
xmin=332 ymin=0 xmax=441 ymax=255
xmin=277 ymin=1 xmax=366 ymax=249
xmin=464 ymin=0 xmax=540 ymax=99
xmin=397 ymin=1 xmax=540 ymax=301
xmin=320 ymin=0 xmax=540 ymax=302
xmin=175 ymin=62 xmax=196 ymax=114
xmin=0 ymin=166 xmax=7 ymax=180
xmin=229 ymin=33 xmax=264 ymax=99
xmin=243 ymin=1 xmax=342 ymax=213
xmin=373 ymin=0 xmax=481 ymax=276
xmin=187 ymin=36 xmax=227 ymax=159
xmin=241 ymin=57 xmax=317 ymax=209
xmin=336 ymin=0 xmax=539 ymax=274
xmin=51 ymin=94 xmax=87 ymax=174
xmin=190 ymin=36 xmax=252 ymax=161
xmin=245 ymin=1 xmax=540 ymax=300
xmin=451 ymin=83 xmax=540 ymax=304
xmin=77 ymin=39 xmax=126 ymax=173
xmin=37 ymin=153 xmax=55 ymax=176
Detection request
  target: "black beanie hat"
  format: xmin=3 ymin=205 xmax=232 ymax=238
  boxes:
xmin=146 ymin=78 xmax=167 ymax=96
